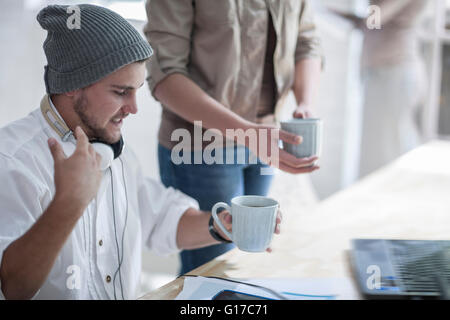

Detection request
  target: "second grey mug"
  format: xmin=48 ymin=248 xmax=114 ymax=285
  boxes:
xmin=280 ymin=118 xmax=323 ymax=159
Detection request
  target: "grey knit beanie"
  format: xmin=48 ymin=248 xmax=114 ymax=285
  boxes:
xmin=37 ymin=4 xmax=153 ymax=94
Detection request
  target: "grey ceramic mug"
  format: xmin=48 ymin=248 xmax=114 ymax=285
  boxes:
xmin=211 ymin=196 xmax=279 ymax=252
xmin=280 ymin=118 xmax=323 ymax=159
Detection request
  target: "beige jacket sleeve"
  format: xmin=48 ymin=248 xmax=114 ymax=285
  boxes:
xmin=295 ymin=0 xmax=323 ymax=63
xmin=143 ymin=0 xmax=194 ymax=96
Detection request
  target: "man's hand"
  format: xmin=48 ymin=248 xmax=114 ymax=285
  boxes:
xmin=48 ymin=126 xmax=102 ymax=214
xmin=214 ymin=210 xmax=283 ymax=253
xmin=293 ymin=103 xmax=314 ymax=119
xmin=246 ymin=123 xmax=319 ymax=174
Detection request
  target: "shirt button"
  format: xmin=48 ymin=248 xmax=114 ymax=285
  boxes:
xmin=99 ymin=240 xmax=103 ymax=246
xmin=106 ymin=275 xmax=111 ymax=283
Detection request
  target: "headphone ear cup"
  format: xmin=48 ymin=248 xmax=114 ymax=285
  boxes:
xmin=91 ymin=142 xmax=114 ymax=170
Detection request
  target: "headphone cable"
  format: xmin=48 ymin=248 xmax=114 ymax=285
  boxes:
xmin=110 ymin=165 xmax=127 ymax=300
xmin=117 ymin=158 xmax=128 ymax=299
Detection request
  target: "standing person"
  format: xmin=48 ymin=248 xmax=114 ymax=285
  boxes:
xmin=144 ymin=0 xmax=323 ymax=274
xmin=0 ymin=4 xmax=282 ymax=300
xmin=334 ymin=0 xmax=429 ymax=177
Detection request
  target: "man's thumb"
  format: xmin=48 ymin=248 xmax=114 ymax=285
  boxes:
xmin=279 ymin=129 xmax=303 ymax=145
xmin=48 ymin=138 xmax=66 ymax=163
xmin=293 ymin=109 xmax=305 ymax=119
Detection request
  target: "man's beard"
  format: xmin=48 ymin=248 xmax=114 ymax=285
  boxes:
xmin=73 ymin=93 xmax=119 ymax=144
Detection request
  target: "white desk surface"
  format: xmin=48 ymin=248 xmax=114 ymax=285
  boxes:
xmin=140 ymin=141 xmax=450 ymax=300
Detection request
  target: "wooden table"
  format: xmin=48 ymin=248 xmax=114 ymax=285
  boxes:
xmin=140 ymin=141 xmax=450 ymax=300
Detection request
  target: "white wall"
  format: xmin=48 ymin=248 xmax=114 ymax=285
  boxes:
xmin=307 ymin=1 xmax=365 ymax=199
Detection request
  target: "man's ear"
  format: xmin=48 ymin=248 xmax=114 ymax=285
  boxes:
xmin=64 ymin=90 xmax=79 ymax=98
xmin=63 ymin=90 xmax=78 ymax=98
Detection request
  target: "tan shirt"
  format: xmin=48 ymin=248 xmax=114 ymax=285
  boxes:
xmin=144 ymin=0 xmax=322 ymax=149
xmin=257 ymin=10 xmax=277 ymax=121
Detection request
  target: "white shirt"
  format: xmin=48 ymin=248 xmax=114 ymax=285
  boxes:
xmin=0 ymin=103 xmax=199 ymax=300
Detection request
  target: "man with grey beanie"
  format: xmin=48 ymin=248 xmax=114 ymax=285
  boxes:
xmin=0 ymin=3 xmax=283 ymax=300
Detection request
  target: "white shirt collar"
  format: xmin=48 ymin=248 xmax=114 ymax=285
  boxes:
xmin=38 ymin=95 xmax=76 ymax=158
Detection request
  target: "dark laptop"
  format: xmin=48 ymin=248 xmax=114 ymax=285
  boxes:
xmin=350 ymin=239 xmax=450 ymax=299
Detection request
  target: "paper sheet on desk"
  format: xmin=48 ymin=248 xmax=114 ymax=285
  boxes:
xmin=175 ymin=276 xmax=358 ymax=300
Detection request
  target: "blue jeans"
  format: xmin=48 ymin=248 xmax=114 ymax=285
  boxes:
xmin=158 ymin=144 xmax=274 ymax=275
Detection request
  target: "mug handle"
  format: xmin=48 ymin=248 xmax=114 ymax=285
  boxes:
xmin=211 ymin=202 xmax=232 ymax=241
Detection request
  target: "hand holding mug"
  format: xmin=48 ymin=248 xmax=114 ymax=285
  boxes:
xmin=250 ymin=124 xmax=319 ymax=174
xmin=212 ymin=196 xmax=282 ymax=253
xmin=280 ymin=118 xmax=323 ymax=161
xmin=213 ymin=208 xmax=282 ymax=253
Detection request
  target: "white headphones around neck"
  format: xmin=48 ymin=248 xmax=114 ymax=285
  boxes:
xmin=40 ymin=95 xmax=124 ymax=170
